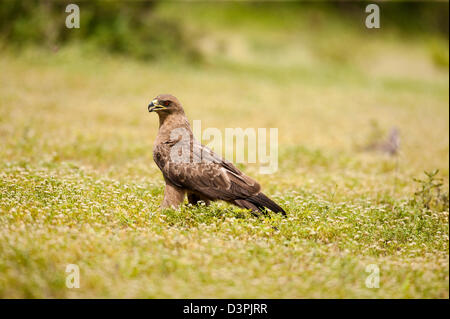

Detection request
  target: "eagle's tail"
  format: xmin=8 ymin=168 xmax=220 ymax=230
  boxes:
xmin=236 ymin=192 xmax=286 ymax=216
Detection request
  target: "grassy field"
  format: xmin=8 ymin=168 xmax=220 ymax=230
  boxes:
xmin=0 ymin=4 xmax=449 ymax=298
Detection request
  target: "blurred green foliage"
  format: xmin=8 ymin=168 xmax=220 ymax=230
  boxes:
xmin=0 ymin=0 xmax=448 ymax=63
xmin=0 ymin=0 xmax=201 ymax=61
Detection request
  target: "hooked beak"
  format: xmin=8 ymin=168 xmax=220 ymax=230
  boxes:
xmin=148 ymin=99 xmax=164 ymax=112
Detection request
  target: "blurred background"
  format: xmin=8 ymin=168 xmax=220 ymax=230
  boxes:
xmin=1 ymin=1 xmax=448 ymax=64
xmin=0 ymin=1 xmax=448 ymax=298
xmin=0 ymin=0 xmax=448 ymax=188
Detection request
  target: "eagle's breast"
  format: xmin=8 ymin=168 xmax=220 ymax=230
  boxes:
xmin=153 ymin=143 xmax=171 ymax=171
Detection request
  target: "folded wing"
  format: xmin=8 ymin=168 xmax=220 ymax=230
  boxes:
xmin=162 ymin=140 xmax=260 ymax=201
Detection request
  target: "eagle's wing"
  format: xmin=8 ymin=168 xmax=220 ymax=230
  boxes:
xmin=162 ymin=140 xmax=261 ymax=201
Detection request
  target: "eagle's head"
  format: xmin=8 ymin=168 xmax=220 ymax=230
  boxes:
xmin=148 ymin=94 xmax=184 ymax=115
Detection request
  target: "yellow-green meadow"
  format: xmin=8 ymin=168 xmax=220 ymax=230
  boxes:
xmin=0 ymin=3 xmax=448 ymax=298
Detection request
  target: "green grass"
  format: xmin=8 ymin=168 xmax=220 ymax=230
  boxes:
xmin=0 ymin=4 xmax=448 ymax=298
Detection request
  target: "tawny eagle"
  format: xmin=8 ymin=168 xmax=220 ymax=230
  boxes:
xmin=148 ymin=94 xmax=285 ymax=216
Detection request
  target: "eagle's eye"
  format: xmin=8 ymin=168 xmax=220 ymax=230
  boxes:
xmin=162 ymin=100 xmax=170 ymax=107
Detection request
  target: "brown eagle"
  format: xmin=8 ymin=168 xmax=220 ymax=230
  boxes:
xmin=148 ymin=94 xmax=286 ymax=216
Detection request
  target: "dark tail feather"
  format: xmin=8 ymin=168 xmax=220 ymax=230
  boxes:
xmin=234 ymin=199 xmax=261 ymax=217
xmin=246 ymin=192 xmax=286 ymax=216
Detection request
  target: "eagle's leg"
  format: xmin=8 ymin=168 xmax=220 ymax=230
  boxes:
xmin=161 ymin=182 xmax=185 ymax=209
xmin=187 ymin=192 xmax=211 ymax=206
